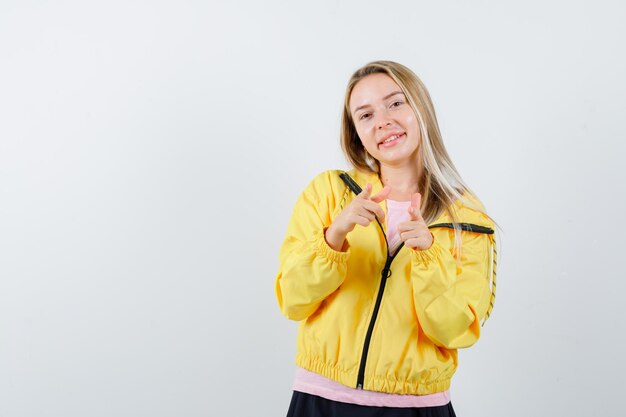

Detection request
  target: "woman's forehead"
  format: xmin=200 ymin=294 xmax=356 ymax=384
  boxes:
xmin=350 ymin=74 xmax=403 ymax=111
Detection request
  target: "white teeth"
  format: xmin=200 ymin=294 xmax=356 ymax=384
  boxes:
xmin=382 ymin=134 xmax=400 ymax=144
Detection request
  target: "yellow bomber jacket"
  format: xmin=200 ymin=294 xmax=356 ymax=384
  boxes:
xmin=275 ymin=168 xmax=497 ymax=395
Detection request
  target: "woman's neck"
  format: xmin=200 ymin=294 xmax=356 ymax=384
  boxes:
xmin=378 ymin=162 xmax=423 ymax=202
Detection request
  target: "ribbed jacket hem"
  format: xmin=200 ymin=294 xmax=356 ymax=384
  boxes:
xmin=295 ymin=354 xmax=452 ymax=396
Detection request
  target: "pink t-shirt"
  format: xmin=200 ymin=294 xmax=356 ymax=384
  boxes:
xmin=293 ymin=368 xmax=450 ymax=407
xmin=386 ymin=198 xmax=411 ymax=255
xmin=291 ymin=199 xmax=450 ymax=407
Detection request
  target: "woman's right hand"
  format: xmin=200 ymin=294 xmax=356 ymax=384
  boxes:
xmin=325 ymin=183 xmax=391 ymax=251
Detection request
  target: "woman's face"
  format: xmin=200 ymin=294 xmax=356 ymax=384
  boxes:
xmin=349 ymin=73 xmax=421 ymax=168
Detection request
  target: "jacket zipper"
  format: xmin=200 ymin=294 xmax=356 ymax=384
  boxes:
xmin=338 ymin=172 xmax=404 ymax=389
xmin=356 ymin=217 xmax=402 ymax=389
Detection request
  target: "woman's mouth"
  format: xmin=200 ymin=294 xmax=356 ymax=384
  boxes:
xmin=379 ymin=133 xmax=405 ymax=148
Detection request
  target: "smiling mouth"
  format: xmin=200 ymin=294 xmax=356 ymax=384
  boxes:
xmin=379 ymin=133 xmax=405 ymax=147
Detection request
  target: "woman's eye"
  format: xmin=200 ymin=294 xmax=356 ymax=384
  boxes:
xmin=391 ymin=101 xmax=403 ymax=107
xmin=359 ymin=113 xmax=371 ymax=120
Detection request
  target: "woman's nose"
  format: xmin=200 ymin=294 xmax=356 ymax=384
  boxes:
xmin=377 ymin=119 xmax=392 ymax=130
xmin=374 ymin=108 xmax=392 ymax=130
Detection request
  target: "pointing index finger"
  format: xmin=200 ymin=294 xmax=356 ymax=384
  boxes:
xmin=358 ymin=183 xmax=373 ymax=199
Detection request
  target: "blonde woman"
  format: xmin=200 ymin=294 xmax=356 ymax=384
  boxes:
xmin=275 ymin=61 xmax=498 ymax=417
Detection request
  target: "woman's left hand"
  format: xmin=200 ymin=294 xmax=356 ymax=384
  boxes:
xmin=397 ymin=192 xmax=434 ymax=251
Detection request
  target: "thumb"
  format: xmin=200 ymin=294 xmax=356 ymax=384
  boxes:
xmin=371 ymin=185 xmax=391 ymax=203
xmin=409 ymin=192 xmax=423 ymax=220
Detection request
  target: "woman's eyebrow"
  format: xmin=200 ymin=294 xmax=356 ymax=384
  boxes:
xmin=383 ymin=91 xmax=404 ymax=100
xmin=352 ymin=91 xmax=405 ymax=114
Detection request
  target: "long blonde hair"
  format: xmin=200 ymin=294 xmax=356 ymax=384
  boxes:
xmin=341 ymin=61 xmax=500 ymax=322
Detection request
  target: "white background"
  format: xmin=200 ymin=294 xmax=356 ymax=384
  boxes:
xmin=1 ymin=1 xmax=625 ymax=416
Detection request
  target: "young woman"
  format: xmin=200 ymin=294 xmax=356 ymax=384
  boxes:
xmin=275 ymin=61 xmax=498 ymax=417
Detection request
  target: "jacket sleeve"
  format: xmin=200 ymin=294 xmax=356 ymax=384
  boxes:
xmin=410 ymin=224 xmax=494 ymax=349
xmin=274 ymin=172 xmax=350 ymax=321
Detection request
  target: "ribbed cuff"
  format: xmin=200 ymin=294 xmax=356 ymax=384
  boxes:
xmin=315 ymin=229 xmax=350 ymax=263
xmin=410 ymin=236 xmax=443 ymax=268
